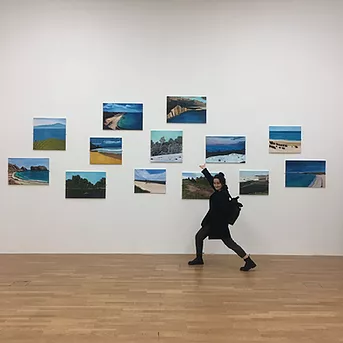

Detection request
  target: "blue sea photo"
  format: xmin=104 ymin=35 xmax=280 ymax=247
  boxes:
xmin=269 ymin=126 xmax=301 ymax=154
xmin=206 ymin=136 xmax=246 ymax=163
xmin=33 ymin=118 xmax=66 ymax=150
xmin=285 ymin=160 xmax=326 ymax=188
xmin=8 ymin=158 xmax=49 ymax=185
xmin=103 ymin=103 xmax=143 ymax=130
xmin=167 ymin=96 xmax=206 ymax=123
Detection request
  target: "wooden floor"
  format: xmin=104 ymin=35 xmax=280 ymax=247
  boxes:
xmin=0 ymin=254 xmax=342 ymax=343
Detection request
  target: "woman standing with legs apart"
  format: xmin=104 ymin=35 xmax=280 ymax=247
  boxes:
xmin=188 ymin=164 xmax=256 ymax=271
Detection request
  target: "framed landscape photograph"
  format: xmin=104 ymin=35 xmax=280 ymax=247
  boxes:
xmin=134 ymin=169 xmax=166 ymax=194
xmin=166 ymin=96 xmax=206 ymax=123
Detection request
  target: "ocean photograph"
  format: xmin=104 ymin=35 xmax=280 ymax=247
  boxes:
xmin=33 ymin=118 xmax=66 ymax=150
xmin=206 ymin=136 xmax=246 ymax=163
xmin=269 ymin=126 xmax=301 ymax=154
xmin=166 ymin=96 xmax=206 ymax=123
xmin=150 ymin=130 xmax=183 ymax=163
xmin=103 ymin=103 xmax=143 ymax=130
xmin=90 ymin=137 xmax=122 ymax=164
xmin=240 ymin=170 xmax=269 ymax=195
xmin=285 ymin=160 xmax=326 ymax=188
xmin=8 ymin=158 xmax=49 ymax=185
xmin=66 ymin=171 xmax=106 ymax=198
xmin=182 ymin=172 xmax=217 ymax=199
xmin=134 ymin=169 xmax=166 ymax=194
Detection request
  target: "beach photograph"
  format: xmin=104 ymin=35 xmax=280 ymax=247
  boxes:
xmin=269 ymin=125 xmax=301 ymax=153
xmin=90 ymin=137 xmax=122 ymax=164
xmin=66 ymin=171 xmax=106 ymax=198
xmin=182 ymin=172 xmax=217 ymax=199
xmin=150 ymin=130 xmax=183 ymax=163
xmin=240 ymin=170 xmax=269 ymax=195
xmin=166 ymin=96 xmax=206 ymax=123
xmin=8 ymin=158 xmax=49 ymax=185
xmin=206 ymin=136 xmax=246 ymax=163
xmin=33 ymin=118 xmax=66 ymax=150
xmin=134 ymin=169 xmax=166 ymax=194
xmin=285 ymin=160 xmax=326 ymax=188
xmin=103 ymin=103 xmax=143 ymax=130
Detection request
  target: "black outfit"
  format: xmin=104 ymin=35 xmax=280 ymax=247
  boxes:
xmin=194 ymin=168 xmax=247 ymax=259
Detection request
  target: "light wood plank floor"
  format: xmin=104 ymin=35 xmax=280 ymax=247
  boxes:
xmin=0 ymin=254 xmax=342 ymax=343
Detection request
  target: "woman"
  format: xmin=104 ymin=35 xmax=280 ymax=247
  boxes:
xmin=188 ymin=164 xmax=256 ymax=271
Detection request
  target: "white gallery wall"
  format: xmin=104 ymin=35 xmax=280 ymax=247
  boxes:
xmin=0 ymin=0 xmax=342 ymax=255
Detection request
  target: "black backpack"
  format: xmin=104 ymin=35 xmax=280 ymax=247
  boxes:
xmin=227 ymin=193 xmax=243 ymax=225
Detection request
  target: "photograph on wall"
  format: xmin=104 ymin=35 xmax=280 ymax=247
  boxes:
xmin=206 ymin=136 xmax=246 ymax=163
xmin=8 ymin=158 xmax=49 ymax=185
xmin=134 ymin=169 xmax=166 ymax=194
xmin=66 ymin=171 xmax=106 ymax=198
xmin=239 ymin=170 xmax=269 ymax=195
xmin=285 ymin=160 xmax=326 ymax=188
xmin=103 ymin=103 xmax=143 ymax=130
xmin=269 ymin=125 xmax=301 ymax=154
xmin=182 ymin=171 xmax=218 ymax=199
xmin=150 ymin=130 xmax=183 ymax=163
xmin=33 ymin=118 xmax=66 ymax=150
xmin=166 ymin=96 xmax=206 ymax=123
xmin=90 ymin=137 xmax=122 ymax=165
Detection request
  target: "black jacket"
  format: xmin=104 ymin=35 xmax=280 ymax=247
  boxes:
xmin=200 ymin=168 xmax=230 ymax=240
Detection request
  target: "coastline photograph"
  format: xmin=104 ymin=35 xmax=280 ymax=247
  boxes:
xmin=285 ymin=160 xmax=326 ymax=188
xmin=269 ymin=125 xmax=301 ymax=154
xmin=66 ymin=171 xmax=106 ymax=198
xmin=90 ymin=137 xmax=122 ymax=164
xmin=150 ymin=130 xmax=183 ymax=163
xmin=206 ymin=136 xmax=246 ymax=163
xmin=166 ymin=96 xmax=206 ymax=123
xmin=8 ymin=158 xmax=49 ymax=185
xmin=239 ymin=170 xmax=269 ymax=195
xmin=33 ymin=118 xmax=66 ymax=150
xmin=134 ymin=169 xmax=166 ymax=194
xmin=182 ymin=172 xmax=217 ymax=199
xmin=103 ymin=103 xmax=143 ymax=130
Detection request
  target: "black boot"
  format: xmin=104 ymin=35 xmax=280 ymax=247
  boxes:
xmin=240 ymin=256 xmax=256 ymax=271
xmin=188 ymin=256 xmax=204 ymax=265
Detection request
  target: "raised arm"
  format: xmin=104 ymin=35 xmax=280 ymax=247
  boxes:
xmin=199 ymin=164 xmax=215 ymax=190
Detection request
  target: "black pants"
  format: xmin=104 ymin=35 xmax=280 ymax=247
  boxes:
xmin=195 ymin=225 xmax=246 ymax=258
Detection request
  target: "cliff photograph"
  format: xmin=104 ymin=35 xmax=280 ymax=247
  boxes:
xmin=8 ymin=158 xmax=50 ymax=185
xmin=166 ymin=96 xmax=206 ymax=123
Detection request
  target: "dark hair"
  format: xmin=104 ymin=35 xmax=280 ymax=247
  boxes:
xmin=213 ymin=172 xmax=229 ymax=193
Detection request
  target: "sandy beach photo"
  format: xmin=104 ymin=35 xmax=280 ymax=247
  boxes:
xmin=90 ymin=137 xmax=122 ymax=165
xmin=8 ymin=158 xmax=49 ymax=185
xmin=103 ymin=103 xmax=143 ymax=130
xmin=269 ymin=126 xmax=301 ymax=154
xmin=134 ymin=169 xmax=166 ymax=194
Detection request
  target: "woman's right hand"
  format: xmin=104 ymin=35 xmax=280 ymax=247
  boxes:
xmin=199 ymin=163 xmax=206 ymax=170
